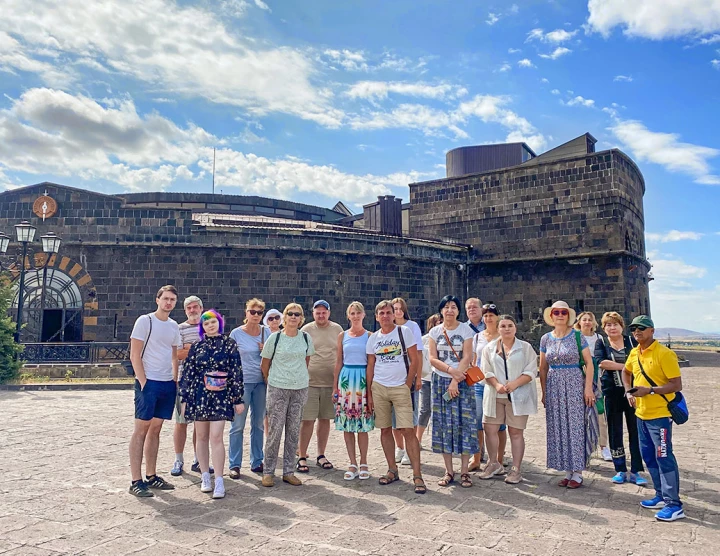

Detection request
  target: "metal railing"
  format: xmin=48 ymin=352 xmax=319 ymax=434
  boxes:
xmin=21 ymin=342 xmax=129 ymax=364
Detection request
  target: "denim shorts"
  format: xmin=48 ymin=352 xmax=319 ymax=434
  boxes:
xmin=475 ymin=383 xmax=506 ymax=432
xmin=134 ymin=379 xmax=177 ymax=421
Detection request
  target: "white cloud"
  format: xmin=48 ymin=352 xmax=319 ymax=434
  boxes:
xmin=0 ymin=0 xmax=344 ymax=128
xmin=509 ymin=4 xmax=520 ymax=15
xmin=541 ymin=78 xmax=549 ymax=83
xmin=350 ymin=104 xmax=469 ymax=139
xmin=539 ymin=47 xmax=572 ymax=60
xmin=498 ymin=63 xmax=512 ymax=72
xmin=486 ymin=13 xmax=500 ymax=26
xmin=254 ymin=0 xmax=271 ymax=10
xmin=345 ymin=81 xmax=459 ymax=101
xmin=508 ymin=48 xmax=522 ymax=54
xmin=323 ymin=49 xmax=369 ymax=72
xmin=566 ymin=95 xmax=595 ymax=107
xmin=614 ymin=74 xmax=633 ymax=82
xmin=699 ymin=34 xmax=720 ymax=45
xmin=610 ymin=119 xmax=720 ymax=185
xmin=527 ymin=28 xmax=578 ymax=43
xmin=712 ymin=59 xmax=720 ymax=69
xmin=551 ymin=89 xmax=561 ymax=95
xmin=0 ymin=31 xmax=75 ymax=87
xmin=587 ymin=0 xmax=720 ymax=39
xmin=518 ymin=58 xmax=535 ymax=68
xmin=646 ymin=230 xmax=705 ymax=242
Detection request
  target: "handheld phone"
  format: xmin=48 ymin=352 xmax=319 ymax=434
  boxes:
xmin=442 ymin=391 xmax=452 ymax=402
xmin=627 ymin=387 xmax=638 ymax=394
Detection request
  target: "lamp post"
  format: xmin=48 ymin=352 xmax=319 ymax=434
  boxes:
xmin=0 ymin=222 xmax=62 ymax=343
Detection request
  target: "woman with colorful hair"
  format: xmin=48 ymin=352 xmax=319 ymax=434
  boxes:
xmin=180 ymin=309 xmax=244 ymax=499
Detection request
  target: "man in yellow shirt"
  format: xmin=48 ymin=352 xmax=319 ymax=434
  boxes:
xmin=623 ymin=315 xmax=684 ymax=522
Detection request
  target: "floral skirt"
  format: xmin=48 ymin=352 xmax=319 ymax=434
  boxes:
xmin=335 ymin=365 xmax=374 ymax=433
xmin=431 ymin=373 xmax=479 ymax=455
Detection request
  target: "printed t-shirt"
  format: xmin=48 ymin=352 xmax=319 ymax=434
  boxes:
xmin=178 ymin=321 xmax=201 ymax=379
xmin=130 ymin=313 xmax=182 ymax=381
xmin=366 ymin=325 xmax=416 ymax=387
xmin=229 ymin=325 xmax=269 ymax=384
xmin=260 ymin=331 xmax=316 ymax=390
xmin=429 ymin=323 xmax=475 ymax=378
xmin=625 ymin=340 xmax=681 ymax=421
xmin=301 ymin=321 xmax=344 ymax=388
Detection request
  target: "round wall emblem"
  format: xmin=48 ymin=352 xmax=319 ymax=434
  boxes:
xmin=33 ymin=195 xmax=58 ymax=220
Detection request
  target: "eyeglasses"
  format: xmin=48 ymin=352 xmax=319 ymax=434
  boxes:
xmin=630 ymin=325 xmax=648 ymax=332
xmin=286 ymin=312 xmax=302 ymax=318
xmin=551 ymin=309 xmax=569 ymax=316
xmin=247 ymin=309 xmax=264 ymax=316
xmin=267 ymin=315 xmax=281 ymax=321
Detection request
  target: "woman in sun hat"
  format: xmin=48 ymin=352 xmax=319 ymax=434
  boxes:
xmin=263 ymin=309 xmax=283 ymax=334
xmin=539 ymin=300 xmax=598 ymax=489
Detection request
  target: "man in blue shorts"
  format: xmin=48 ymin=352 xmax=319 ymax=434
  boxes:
xmin=128 ymin=285 xmax=182 ymax=497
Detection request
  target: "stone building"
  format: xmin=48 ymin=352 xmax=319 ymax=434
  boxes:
xmin=0 ymin=133 xmax=650 ymax=345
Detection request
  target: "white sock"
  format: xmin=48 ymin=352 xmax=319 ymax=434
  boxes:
xmin=565 ymin=471 xmax=573 ymax=480
xmin=571 ymin=472 xmax=583 ymax=483
xmin=175 ymin=453 xmax=184 ymax=463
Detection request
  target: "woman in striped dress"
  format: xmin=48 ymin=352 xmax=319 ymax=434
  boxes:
xmin=539 ymin=301 xmax=598 ymax=489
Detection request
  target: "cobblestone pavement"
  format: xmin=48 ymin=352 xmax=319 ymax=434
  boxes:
xmin=1 ymin=358 xmax=719 ymax=555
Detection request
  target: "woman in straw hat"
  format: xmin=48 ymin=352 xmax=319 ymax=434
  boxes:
xmin=539 ymin=301 xmax=598 ymax=488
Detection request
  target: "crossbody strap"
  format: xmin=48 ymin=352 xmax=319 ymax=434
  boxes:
xmin=397 ymin=326 xmax=411 ymax=375
xmin=636 ymin=356 xmax=671 ymax=404
xmin=574 ymin=330 xmax=586 ymax=375
xmin=499 ymin=341 xmax=512 ymax=402
xmin=270 ymin=331 xmax=282 ymax=362
xmin=141 ymin=314 xmax=152 ymax=360
xmin=442 ymin=329 xmax=461 ymax=361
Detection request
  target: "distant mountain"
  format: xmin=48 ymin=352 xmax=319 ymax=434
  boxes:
xmin=654 ymin=328 xmax=720 ymax=339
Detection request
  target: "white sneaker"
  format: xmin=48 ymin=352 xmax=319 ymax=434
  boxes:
xmin=212 ymin=477 xmax=225 ymax=499
xmin=400 ymin=454 xmax=411 ymax=466
xmin=601 ymin=447 xmax=613 ymax=461
xmin=395 ymin=448 xmax=406 ymax=463
xmin=200 ymin=472 xmax=212 ymax=493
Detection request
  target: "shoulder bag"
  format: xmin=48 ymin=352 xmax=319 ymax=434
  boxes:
xmin=636 ymin=358 xmax=688 ymax=425
xmin=575 ymin=330 xmax=604 ymax=414
xmin=442 ymin=329 xmax=484 ymax=386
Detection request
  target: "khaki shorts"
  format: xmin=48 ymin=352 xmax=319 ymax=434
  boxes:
xmin=302 ymin=386 xmax=335 ymax=420
xmin=372 ymin=382 xmax=414 ymax=429
xmin=482 ymin=398 xmax=528 ymax=430
xmin=174 ymin=392 xmax=187 ymax=425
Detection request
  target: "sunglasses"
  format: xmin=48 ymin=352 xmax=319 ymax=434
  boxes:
xmin=551 ymin=309 xmax=569 ymax=316
xmin=630 ymin=325 xmax=648 ymax=332
xmin=247 ymin=309 xmax=264 ymax=316
xmin=482 ymin=304 xmax=497 ymax=310
xmin=267 ymin=315 xmax=281 ymax=321
xmin=286 ymin=312 xmax=302 ymax=318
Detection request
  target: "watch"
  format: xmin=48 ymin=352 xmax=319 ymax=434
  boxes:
xmin=649 ymin=387 xmax=656 ymax=395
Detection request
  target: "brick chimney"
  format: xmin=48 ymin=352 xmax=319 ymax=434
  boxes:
xmin=363 ymin=195 xmax=403 ymax=236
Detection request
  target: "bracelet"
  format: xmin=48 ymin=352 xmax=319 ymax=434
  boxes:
xmin=446 ymin=365 xmax=451 ymax=373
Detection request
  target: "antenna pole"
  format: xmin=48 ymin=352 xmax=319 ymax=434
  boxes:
xmin=212 ymin=148 xmax=216 ymax=195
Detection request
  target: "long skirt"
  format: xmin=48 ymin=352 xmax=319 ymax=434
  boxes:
xmin=335 ymin=364 xmax=375 ymax=433
xmin=431 ymin=373 xmax=479 ymax=455
xmin=546 ymin=365 xmax=599 ymax=471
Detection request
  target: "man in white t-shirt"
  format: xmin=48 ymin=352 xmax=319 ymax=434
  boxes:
xmin=366 ymin=300 xmax=425 ymax=494
xmin=128 ymin=285 xmax=182 ymax=497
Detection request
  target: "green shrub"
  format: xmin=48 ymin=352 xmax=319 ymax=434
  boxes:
xmin=0 ymin=274 xmax=23 ymax=383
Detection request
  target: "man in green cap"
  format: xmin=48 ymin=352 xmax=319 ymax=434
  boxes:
xmin=622 ymin=315 xmax=684 ymax=522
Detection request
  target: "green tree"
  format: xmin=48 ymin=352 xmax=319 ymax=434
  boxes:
xmin=0 ymin=274 xmax=23 ymax=383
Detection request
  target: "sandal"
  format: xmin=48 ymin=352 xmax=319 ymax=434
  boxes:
xmin=378 ymin=468 xmax=399 ymax=485
xmin=344 ymin=464 xmax=359 ymax=481
xmin=296 ymin=457 xmax=310 ymax=473
xmin=316 ymin=455 xmax=334 ymax=470
xmin=358 ymin=464 xmax=370 ymax=480
xmin=468 ymin=461 xmax=482 ymax=472
xmin=438 ymin=472 xmax=455 ymax=487
xmin=460 ymin=473 xmax=473 ymax=488
xmin=413 ymin=476 xmax=427 ymax=494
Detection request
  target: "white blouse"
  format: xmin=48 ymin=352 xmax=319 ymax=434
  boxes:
xmin=481 ymin=338 xmax=539 ymax=418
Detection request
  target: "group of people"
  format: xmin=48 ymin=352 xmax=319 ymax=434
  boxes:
xmin=127 ymin=286 xmax=686 ymax=522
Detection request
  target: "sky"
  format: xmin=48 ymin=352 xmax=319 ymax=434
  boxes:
xmin=1 ymin=0 xmax=719 ymax=331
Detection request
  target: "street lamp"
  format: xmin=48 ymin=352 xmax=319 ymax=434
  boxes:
xmin=2 ymin=222 xmax=62 ymax=343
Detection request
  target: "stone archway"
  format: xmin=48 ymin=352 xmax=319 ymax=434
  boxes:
xmin=10 ymin=253 xmax=98 ymax=342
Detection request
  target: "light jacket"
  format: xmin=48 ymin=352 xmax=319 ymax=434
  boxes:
xmin=481 ymin=337 xmax=538 ymax=418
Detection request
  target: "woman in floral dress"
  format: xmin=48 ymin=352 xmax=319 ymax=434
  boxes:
xmin=539 ymin=301 xmax=597 ymax=489
xmin=180 ymin=309 xmax=244 ymax=499
xmin=333 ymin=301 xmax=374 ymax=480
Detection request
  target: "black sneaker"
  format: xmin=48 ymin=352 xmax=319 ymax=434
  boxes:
xmin=129 ymin=481 xmax=154 ymax=497
xmin=191 ymin=461 xmax=214 ymax=474
xmin=145 ymin=475 xmax=175 ymax=490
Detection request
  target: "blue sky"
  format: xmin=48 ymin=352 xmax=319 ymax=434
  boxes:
xmin=1 ymin=0 xmax=719 ymax=330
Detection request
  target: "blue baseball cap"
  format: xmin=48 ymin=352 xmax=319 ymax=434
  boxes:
xmin=313 ymin=299 xmax=330 ymax=310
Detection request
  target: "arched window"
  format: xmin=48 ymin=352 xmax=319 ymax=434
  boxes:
xmin=12 ymin=268 xmax=84 ymax=342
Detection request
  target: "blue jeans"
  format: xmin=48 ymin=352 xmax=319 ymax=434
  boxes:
xmin=638 ymin=417 xmax=681 ymax=507
xmin=228 ymin=382 xmax=266 ymax=469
